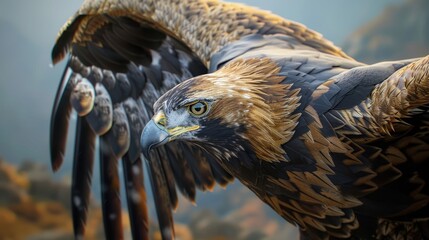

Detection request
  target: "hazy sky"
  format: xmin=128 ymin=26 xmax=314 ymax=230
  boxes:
xmin=0 ymin=0 xmax=403 ymax=166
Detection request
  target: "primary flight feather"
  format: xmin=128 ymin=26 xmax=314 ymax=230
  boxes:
xmin=50 ymin=0 xmax=429 ymax=239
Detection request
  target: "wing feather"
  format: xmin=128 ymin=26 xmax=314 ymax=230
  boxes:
xmin=156 ymin=146 xmax=179 ymax=210
xmin=51 ymin=13 xmax=232 ymax=240
xmin=71 ymin=117 xmax=96 ymax=238
xmin=181 ymin=144 xmax=216 ymax=191
xmin=163 ymin=143 xmax=197 ymax=202
xmin=146 ymin=150 xmax=175 ymax=240
xmin=122 ymin=155 xmax=149 ymax=240
xmin=50 ymin=66 xmax=73 ymax=171
xmin=99 ymin=136 xmax=124 ymax=240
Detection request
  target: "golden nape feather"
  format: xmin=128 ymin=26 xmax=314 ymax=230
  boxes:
xmin=185 ymin=58 xmax=302 ymax=162
xmin=49 ymin=0 xmax=429 ymax=239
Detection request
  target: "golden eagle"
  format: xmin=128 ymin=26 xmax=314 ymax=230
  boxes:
xmin=51 ymin=0 xmax=429 ymax=239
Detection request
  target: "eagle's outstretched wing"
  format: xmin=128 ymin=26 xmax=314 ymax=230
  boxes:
xmin=51 ymin=12 xmax=229 ymax=240
xmin=50 ymin=1 xmax=371 ymax=239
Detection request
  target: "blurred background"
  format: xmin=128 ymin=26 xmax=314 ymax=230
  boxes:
xmin=0 ymin=0 xmax=428 ymax=239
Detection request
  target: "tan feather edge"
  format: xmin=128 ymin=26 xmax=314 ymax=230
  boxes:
xmin=369 ymin=55 xmax=429 ymax=135
xmin=54 ymin=0 xmax=351 ymax=66
xmin=188 ymin=57 xmax=301 ymax=162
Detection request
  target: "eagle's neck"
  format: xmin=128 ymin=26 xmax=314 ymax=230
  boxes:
xmin=63 ymin=0 xmax=348 ymax=66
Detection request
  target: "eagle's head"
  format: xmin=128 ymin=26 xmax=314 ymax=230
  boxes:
xmin=141 ymin=58 xmax=301 ymax=163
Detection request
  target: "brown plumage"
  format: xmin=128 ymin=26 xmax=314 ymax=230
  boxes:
xmin=185 ymin=58 xmax=301 ymax=162
xmin=50 ymin=0 xmax=429 ymax=239
xmin=145 ymin=54 xmax=429 ymax=239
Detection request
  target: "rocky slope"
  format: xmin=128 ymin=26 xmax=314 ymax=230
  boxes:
xmin=0 ymin=159 xmax=299 ymax=240
xmin=0 ymin=159 xmax=103 ymax=239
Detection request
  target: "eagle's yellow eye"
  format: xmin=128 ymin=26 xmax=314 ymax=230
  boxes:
xmin=188 ymin=101 xmax=208 ymax=117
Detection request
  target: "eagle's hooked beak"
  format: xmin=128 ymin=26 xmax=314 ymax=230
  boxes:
xmin=140 ymin=111 xmax=200 ymax=160
xmin=141 ymin=111 xmax=170 ymax=160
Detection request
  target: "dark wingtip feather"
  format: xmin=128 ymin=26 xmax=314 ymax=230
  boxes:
xmin=202 ymin=150 xmax=234 ymax=187
xmin=71 ymin=117 xmax=96 ymax=237
xmin=100 ymin=136 xmax=124 ymax=240
xmin=182 ymin=144 xmax=216 ymax=192
xmin=50 ymin=66 xmax=73 ymax=172
xmin=164 ymin=144 xmax=197 ymax=202
xmin=51 ymin=15 xmax=86 ymax=65
xmin=146 ymin=151 xmax=175 ymax=240
xmin=157 ymin=147 xmax=179 ymax=210
xmin=123 ymin=155 xmax=149 ymax=240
